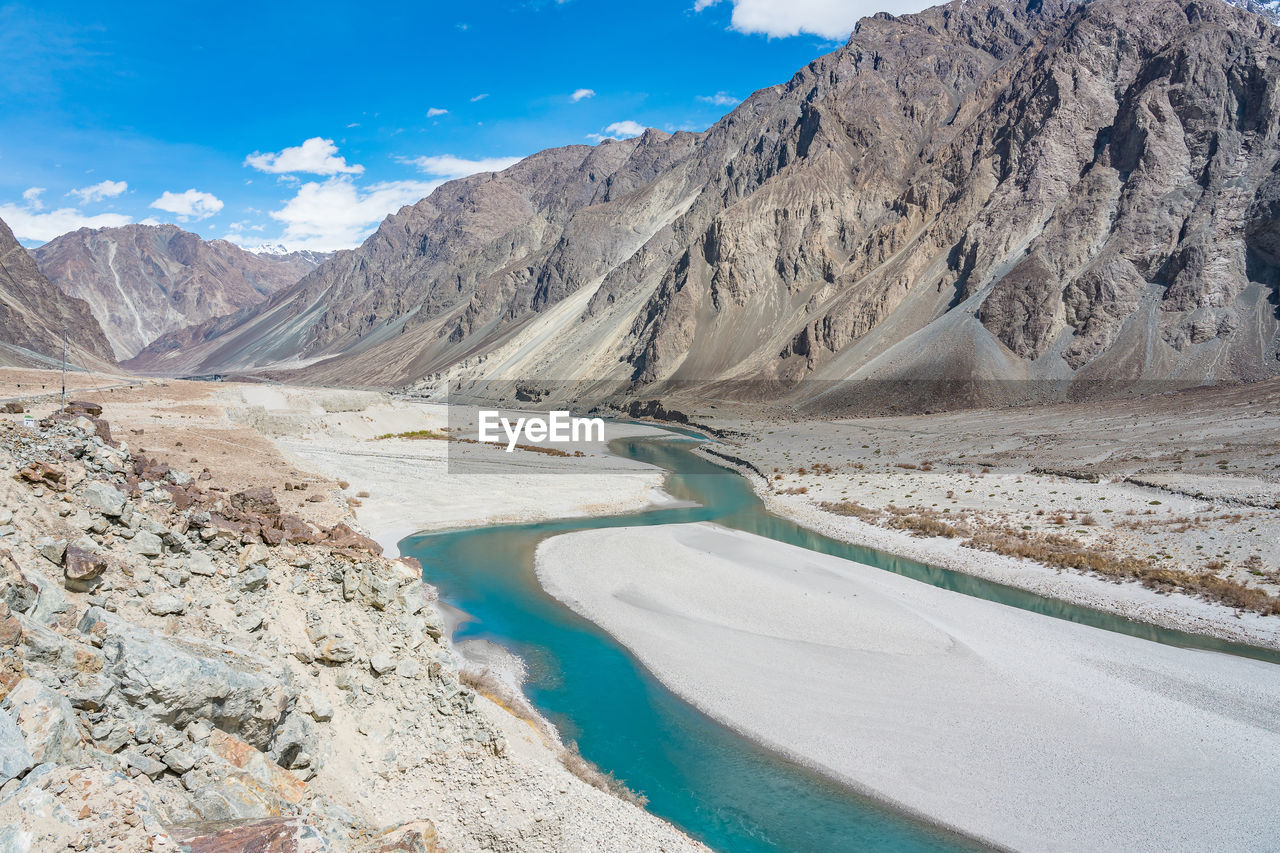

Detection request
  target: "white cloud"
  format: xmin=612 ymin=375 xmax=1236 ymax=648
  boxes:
xmin=694 ymin=0 xmax=920 ymax=39
xmin=571 ymin=88 xmax=595 ymax=102
xmin=426 ymin=107 xmax=449 ymax=117
xmin=244 ymin=137 xmax=364 ymax=176
xmin=67 ymin=179 xmax=127 ymax=205
xmin=470 ymin=93 xmax=489 ymax=102
xmin=0 ymin=201 xmax=130 ymax=243
xmin=587 ymin=120 xmax=648 ymax=142
xmin=267 ymin=176 xmax=440 ymax=251
xmin=21 ymin=187 xmax=45 ymax=210
xmin=150 ymin=189 xmax=223 ymax=222
xmin=698 ymin=91 xmax=740 ymax=106
xmin=407 ymin=154 xmax=523 ymax=179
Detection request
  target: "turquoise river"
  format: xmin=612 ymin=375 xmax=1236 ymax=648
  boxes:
xmin=401 ymin=432 xmax=1280 ymax=853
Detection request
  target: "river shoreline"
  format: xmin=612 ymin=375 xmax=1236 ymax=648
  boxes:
xmin=536 ymin=521 xmax=1280 ymax=852
xmin=690 ymin=444 xmax=1280 ymax=651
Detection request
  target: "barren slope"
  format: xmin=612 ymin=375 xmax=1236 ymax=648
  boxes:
xmin=34 ymin=224 xmax=326 ymax=359
xmin=0 ymin=216 xmax=115 ymax=372
xmin=129 ymin=0 xmax=1280 ymax=411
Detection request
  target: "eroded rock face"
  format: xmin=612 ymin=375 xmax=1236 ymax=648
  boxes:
xmin=83 ymin=607 xmax=296 ymax=750
xmin=0 ymin=216 xmax=115 ymax=371
xmin=32 ymin=223 xmax=328 ymax=360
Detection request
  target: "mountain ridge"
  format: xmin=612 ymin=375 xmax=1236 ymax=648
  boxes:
xmin=34 ymin=224 xmax=329 ymax=360
xmin=0 ymin=216 xmax=116 ymax=372
xmin=128 ymin=0 xmax=1280 ymax=411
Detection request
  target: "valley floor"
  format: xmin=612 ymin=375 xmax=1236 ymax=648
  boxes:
xmin=684 ymin=380 xmax=1280 ymax=648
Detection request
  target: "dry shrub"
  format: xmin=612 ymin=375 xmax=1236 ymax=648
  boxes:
xmin=890 ymin=514 xmax=959 ymax=538
xmin=561 ymin=742 xmax=648 ymax=808
xmin=375 ymin=429 xmax=450 ymax=441
xmin=965 ymin=531 xmax=1280 ymax=616
xmin=778 ymin=486 xmax=808 ymax=495
xmin=818 ymin=500 xmax=878 ymax=520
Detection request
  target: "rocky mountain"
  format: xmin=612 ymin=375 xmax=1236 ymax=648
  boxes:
xmin=0 ymin=216 xmax=115 ymax=372
xmin=34 ymin=225 xmax=328 ymax=360
xmin=129 ymin=0 xmax=1280 ymax=411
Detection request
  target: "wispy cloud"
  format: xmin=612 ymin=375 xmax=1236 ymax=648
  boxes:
xmin=150 ymin=189 xmax=223 ymax=222
xmin=21 ymin=187 xmax=46 ymax=210
xmin=694 ymin=0 xmax=902 ymax=39
xmin=587 ymin=120 xmax=648 ymax=142
xmin=470 ymin=93 xmax=489 ymax=102
xmin=698 ymin=91 xmax=739 ymax=106
xmin=67 ymin=179 xmax=128 ymax=205
xmin=266 ymin=176 xmax=440 ymax=251
xmin=426 ymin=107 xmax=449 ymax=117
xmin=406 ymin=154 xmax=523 ymax=179
xmin=244 ymin=137 xmax=364 ymax=176
xmin=571 ymin=88 xmax=596 ymax=102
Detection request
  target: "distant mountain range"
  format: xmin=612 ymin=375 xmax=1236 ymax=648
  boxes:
xmin=31 ymin=225 xmax=329 ymax=360
xmin=12 ymin=0 xmax=1280 ymax=412
xmin=0 ymin=216 xmax=115 ymax=372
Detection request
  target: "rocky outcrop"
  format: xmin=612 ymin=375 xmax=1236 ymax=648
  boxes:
xmin=33 ymin=224 xmax=327 ymax=360
xmin=0 ymin=402 xmax=706 ymax=852
xmin=0 ymin=216 xmax=115 ymax=371
xmin=127 ymin=0 xmax=1280 ymax=411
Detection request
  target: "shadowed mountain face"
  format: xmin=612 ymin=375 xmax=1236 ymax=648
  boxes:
xmin=0 ymin=216 xmax=116 ymax=372
xmin=129 ymin=0 xmax=1280 ymax=410
xmin=34 ymin=225 xmax=328 ymax=360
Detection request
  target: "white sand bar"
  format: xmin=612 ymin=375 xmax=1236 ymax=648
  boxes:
xmin=536 ymin=523 xmax=1280 ymax=852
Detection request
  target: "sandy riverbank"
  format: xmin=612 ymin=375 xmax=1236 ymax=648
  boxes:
xmin=537 ymin=522 xmax=1280 ymax=852
xmin=229 ymin=387 xmax=681 ymax=556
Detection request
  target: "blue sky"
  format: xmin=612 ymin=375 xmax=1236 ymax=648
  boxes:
xmin=0 ymin=0 xmax=924 ymax=251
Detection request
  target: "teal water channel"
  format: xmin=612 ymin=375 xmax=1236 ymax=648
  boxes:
xmin=400 ymin=434 xmax=1280 ymax=853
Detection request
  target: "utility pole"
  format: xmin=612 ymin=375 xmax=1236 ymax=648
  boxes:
xmin=61 ymin=325 xmax=67 ymax=409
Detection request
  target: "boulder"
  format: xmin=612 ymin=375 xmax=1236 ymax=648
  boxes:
xmin=188 ymin=552 xmax=219 ymax=577
xmin=162 ymin=746 xmax=197 ymax=774
xmin=35 ymin=537 xmax=66 ymax=566
xmin=0 ymin=550 xmax=38 ymax=615
xmin=130 ymin=530 xmax=163 ymax=557
xmin=0 ymin=708 xmax=33 ymax=784
xmin=80 ymin=608 xmax=296 ymax=750
xmin=146 ymin=594 xmax=186 ymax=616
xmin=168 ymin=816 xmax=331 ymax=851
xmin=239 ymin=567 xmax=269 ymax=593
xmin=64 ymin=400 xmax=103 ymax=417
xmin=0 ymin=602 xmax=20 ymax=647
xmin=357 ymin=821 xmax=444 ymax=853
xmin=326 ymin=523 xmax=382 ymax=556
xmin=15 ymin=461 xmax=65 ymax=491
xmin=231 ymin=487 xmax=280 ymax=517
xmin=63 ymin=546 xmax=105 ymax=591
xmin=81 ymin=482 xmax=125 ymax=517
xmin=238 ymin=544 xmax=270 ymax=572
xmin=0 ymin=679 xmax=82 ymax=765
xmin=120 ymin=749 xmax=167 ymax=780
xmin=268 ymin=712 xmax=316 ymax=770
